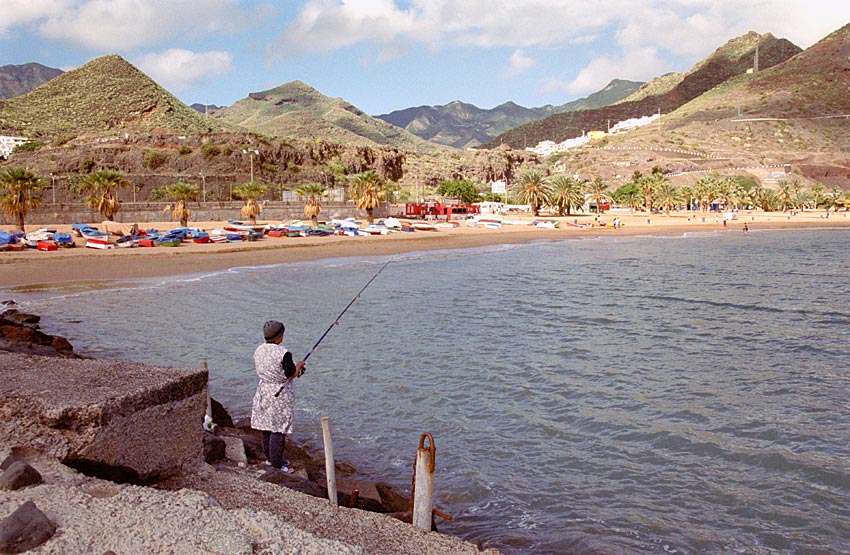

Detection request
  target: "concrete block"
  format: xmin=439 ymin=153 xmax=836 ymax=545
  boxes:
xmin=0 ymin=352 xmax=207 ymax=482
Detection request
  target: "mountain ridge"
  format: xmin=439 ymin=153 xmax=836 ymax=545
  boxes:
xmin=376 ymin=79 xmax=642 ymax=149
xmin=0 ymin=62 xmax=63 ymax=100
xmin=0 ymin=55 xmax=224 ymax=137
xmin=482 ymin=32 xmax=801 ymax=149
xmin=211 ymin=80 xmax=441 ymax=152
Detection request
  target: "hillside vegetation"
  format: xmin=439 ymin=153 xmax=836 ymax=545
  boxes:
xmin=483 ymin=32 xmax=801 ymax=150
xmin=0 ymin=55 xmax=224 ymax=138
xmin=212 ymin=81 xmax=441 ymax=153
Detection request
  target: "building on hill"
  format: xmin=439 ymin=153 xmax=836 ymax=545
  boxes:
xmin=0 ymin=136 xmax=30 ymax=158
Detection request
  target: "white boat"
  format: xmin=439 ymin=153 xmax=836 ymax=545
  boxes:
xmin=85 ymin=237 xmax=114 ymax=250
xmin=412 ymin=222 xmax=438 ymax=231
xmin=533 ymin=220 xmax=559 ymax=229
xmin=435 ymin=221 xmax=459 ymax=229
xmin=331 ymin=218 xmax=362 ymax=230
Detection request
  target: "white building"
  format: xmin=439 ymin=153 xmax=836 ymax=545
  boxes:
xmin=0 ymin=136 xmax=30 ymax=158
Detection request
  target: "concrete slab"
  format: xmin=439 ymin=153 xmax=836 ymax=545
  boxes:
xmin=0 ymin=352 xmax=207 ymax=482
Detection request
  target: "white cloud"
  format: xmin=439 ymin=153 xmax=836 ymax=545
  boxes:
xmin=540 ymin=46 xmax=669 ymax=97
xmin=136 ymin=49 xmax=233 ymax=92
xmin=0 ymin=0 xmax=66 ymax=34
xmin=278 ymin=0 xmax=850 ymax=59
xmin=5 ymin=0 xmax=248 ymax=50
xmin=504 ymin=49 xmax=535 ymax=77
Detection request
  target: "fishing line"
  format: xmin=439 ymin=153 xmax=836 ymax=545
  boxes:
xmin=275 ymin=255 xmax=395 ymax=396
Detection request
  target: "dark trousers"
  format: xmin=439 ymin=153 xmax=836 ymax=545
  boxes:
xmin=261 ymin=431 xmax=287 ymax=468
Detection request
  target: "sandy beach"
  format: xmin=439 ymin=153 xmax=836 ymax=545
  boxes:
xmin=1 ymin=210 xmax=848 ymax=288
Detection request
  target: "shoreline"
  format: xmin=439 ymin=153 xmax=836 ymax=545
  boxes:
xmin=2 ymin=211 xmax=848 ymax=287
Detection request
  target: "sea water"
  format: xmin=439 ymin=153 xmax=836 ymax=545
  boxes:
xmin=8 ymin=227 xmax=850 ymax=554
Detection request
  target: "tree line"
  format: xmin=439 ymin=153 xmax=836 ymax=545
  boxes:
xmin=0 ymin=167 xmax=396 ymax=231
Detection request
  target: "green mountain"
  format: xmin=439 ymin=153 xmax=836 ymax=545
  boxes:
xmin=0 ymin=55 xmax=224 ymax=138
xmin=482 ymin=32 xmax=801 ymax=149
xmin=212 ymin=81 xmax=441 ymax=153
xmin=0 ymin=63 xmax=63 ymax=99
xmin=377 ymin=79 xmax=643 ymax=149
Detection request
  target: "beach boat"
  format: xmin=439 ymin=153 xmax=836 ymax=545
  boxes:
xmin=435 ymin=221 xmax=460 ymax=229
xmin=482 ymin=221 xmax=502 ymax=230
xmin=267 ymin=229 xmax=286 ymax=238
xmin=225 ymin=233 xmax=243 ymax=242
xmin=6 ymin=243 xmax=24 ymax=252
xmin=533 ymin=220 xmax=559 ymax=229
xmin=209 ymin=235 xmax=227 ymax=244
xmin=138 ymin=239 xmax=157 ymax=247
xmin=226 ymin=220 xmax=270 ymax=233
xmin=330 ymin=218 xmax=362 ymax=230
xmin=412 ymin=222 xmax=438 ymax=231
xmin=85 ymin=237 xmax=114 ymax=250
xmin=53 ymin=233 xmax=75 ymax=248
xmin=364 ymin=224 xmax=389 ymax=235
xmin=192 ymin=232 xmax=210 ymax=244
xmin=115 ymin=235 xmax=138 ymax=248
xmin=37 ymin=240 xmax=58 ymax=251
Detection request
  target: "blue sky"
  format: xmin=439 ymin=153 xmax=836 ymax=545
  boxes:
xmin=2 ymin=1 xmax=848 ymax=116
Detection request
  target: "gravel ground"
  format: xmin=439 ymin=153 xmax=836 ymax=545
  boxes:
xmin=0 ymin=448 xmax=499 ymax=555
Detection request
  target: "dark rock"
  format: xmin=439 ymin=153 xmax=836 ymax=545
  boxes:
xmin=209 ymin=398 xmax=234 ymax=428
xmin=0 ymin=500 xmax=56 ymax=554
xmin=259 ymin=468 xmax=328 ymax=499
xmin=0 ymin=454 xmax=20 ymax=472
xmin=0 ymin=310 xmax=40 ymax=326
xmin=50 ymin=336 xmax=74 ymax=353
xmin=0 ymin=462 xmax=42 ymax=491
xmin=376 ymin=482 xmax=411 ymax=513
xmin=203 ymin=434 xmax=226 ymax=463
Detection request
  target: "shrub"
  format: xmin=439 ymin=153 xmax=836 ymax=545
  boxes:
xmin=144 ymin=149 xmax=169 ymax=170
xmin=201 ymin=142 xmax=221 ymax=159
xmin=179 ymin=146 xmax=192 ymax=155
xmin=12 ymin=141 xmax=46 ymax=153
xmin=80 ymin=159 xmax=96 ymax=173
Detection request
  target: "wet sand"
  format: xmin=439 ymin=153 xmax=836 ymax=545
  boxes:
xmin=1 ymin=211 xmax=847 ymax=287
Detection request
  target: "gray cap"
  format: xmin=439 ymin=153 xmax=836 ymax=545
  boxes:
xmin=263 ymin=320 xmax=285 ymax=341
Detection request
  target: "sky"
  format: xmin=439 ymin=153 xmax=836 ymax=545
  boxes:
xmin=2 ymin=1 xmax=849 ymax=116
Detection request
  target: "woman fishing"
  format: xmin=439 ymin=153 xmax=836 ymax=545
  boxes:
xmin=251 ymin=320 xmax=306 ymax=473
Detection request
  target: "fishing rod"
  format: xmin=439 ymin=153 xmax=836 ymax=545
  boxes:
xmin=275 ymin=256 xmax=395 ymax=396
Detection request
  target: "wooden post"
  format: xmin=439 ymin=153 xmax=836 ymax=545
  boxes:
xmin=413 ymin=433 xmax=436 ymax=530
xmin=322 ymin=416 xmax=337 ymax=506
xmin=201 ymin=361 xmax=214 ymax=432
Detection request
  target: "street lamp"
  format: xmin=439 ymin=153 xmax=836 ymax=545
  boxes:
xmin=199 ymin=173 xmax=206 ymax=203
xmin=50 ymin=173 xmax=55 ymax=205
xmin=242 ymin=149 xmax=259 ymax=183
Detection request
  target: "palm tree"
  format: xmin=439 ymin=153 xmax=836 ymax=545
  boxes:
xmin=81 ymin=170 xmax=131 ymax=220
xmin=512 ymin=170 xmax=552 ymax=216
xmin=586 ymin=177 xmax=609 ymax=214
xmin=777 ymin=179 xmax=799 ymax=211
xmin=547 ymin=174 xmax=584 ymax=216
xmin=693 ymin=175 xmax=719 ymax=213
xmin=639 ymin=168 xmax=665 ymax=214
xmin=350 ymin=170 xmax=386 ymax=223
xmin=295 ymin=182 xmax=327 ymax=227
xmin=810 ymin=182 xmax=827 ymax=209
xmin=163 ymin=180 xmax=199 ymax=227
xmin=0 ymin=167 xmax=44 ymax=232
xmin=654 ymin=181 xmax=682 ymax=215
xmin=758 ymin=188 xmax=780 ymax=211
xmin=233 ymin=182 xmax=267 ymax=224
xmin=827 ymin=187 xmax=844 ymax=214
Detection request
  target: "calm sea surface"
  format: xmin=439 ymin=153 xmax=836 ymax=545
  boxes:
xmin=8 ymin=227 xmax=850 ymax=554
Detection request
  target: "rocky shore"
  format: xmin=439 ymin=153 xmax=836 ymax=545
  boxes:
xmin=0 ymin=307 xmax=499 ymax=554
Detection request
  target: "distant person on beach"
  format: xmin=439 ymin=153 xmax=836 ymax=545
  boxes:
xmin=743 ymin=223 xmax=749 ymax=234
xmin=251 ymin=320 xmax=306 ymax=473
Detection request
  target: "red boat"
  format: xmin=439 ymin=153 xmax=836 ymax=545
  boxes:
xmin=37 ymin=241 xmax=58 ymax=251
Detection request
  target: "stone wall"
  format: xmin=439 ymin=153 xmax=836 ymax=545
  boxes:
xmin=2 ymin=201 xmax=399 ymax=226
